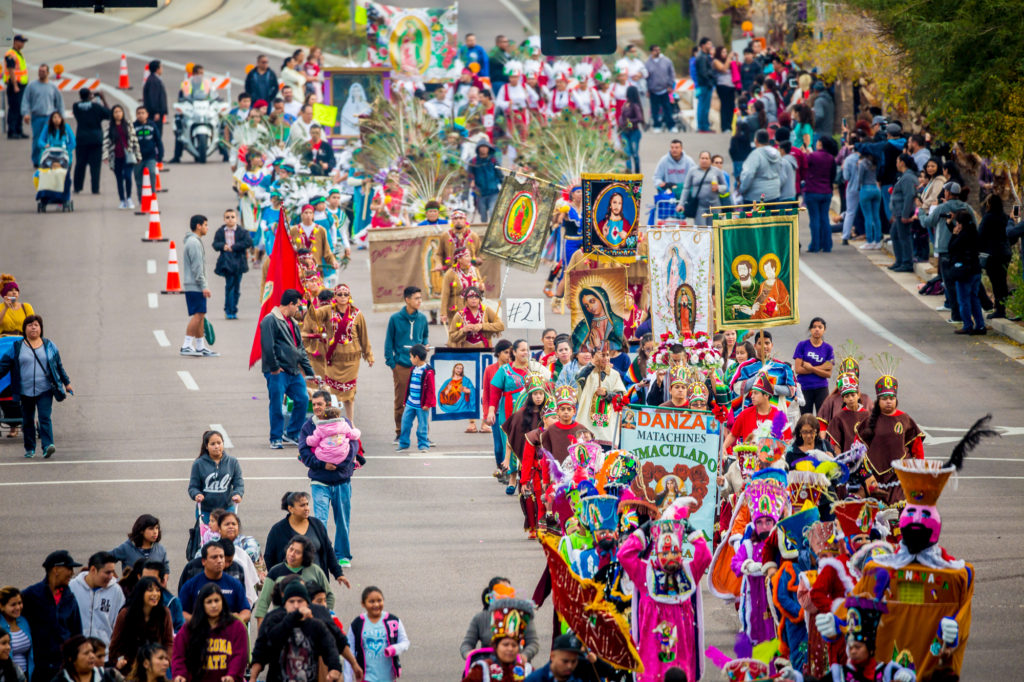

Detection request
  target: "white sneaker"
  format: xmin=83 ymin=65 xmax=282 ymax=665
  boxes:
xmin=859 ymin=242 xmax=873 ymax=250
xmin=651 ymin=126 xmax=663 ymax=134
xmin=180 ymin=346 xmax=201 ymax=357
xmin=126 ymin=198 xmax=135 ymax=210
xmin=669 ymin=126 xmax=680 ymax=133
xmin=872 ymin=242 xmax=884 ymax=250
xmin=197 ymin=347 xmax=220 ymax=357
xmin=118 ymin=199 xmax=126 ymax=209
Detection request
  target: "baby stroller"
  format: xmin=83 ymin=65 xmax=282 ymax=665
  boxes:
xmin=34 ymin=146 xmax=74 ymax=213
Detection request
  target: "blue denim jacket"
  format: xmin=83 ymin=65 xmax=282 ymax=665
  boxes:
xmin=0 ymin=338 xmax=70 ymax=400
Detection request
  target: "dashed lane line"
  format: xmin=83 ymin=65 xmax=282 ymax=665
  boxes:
xmin=0 ymin=453 xmax=496 ymax=466
xmin=209 ymin=424 xmax=234 ymax=449
xmin=0 ymin=475 xmax=495 ymax=486
xmin=147 ymin=259 xmax=157 ymax=274
xmin=153 ymin=330 xmax=170 ymax=347
xmin=148 ymin=293 xmax=158 ymax=308
xmin=177 ymin=370 xmax=199 ymax=391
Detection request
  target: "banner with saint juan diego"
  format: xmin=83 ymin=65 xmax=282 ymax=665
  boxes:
xmin=481 ymin=172 xmax=559 ymax=271
xmin=582 ymin=173 xmax=642 ymax=262
xmin=712 ymin=204 xmax=800 ymax=330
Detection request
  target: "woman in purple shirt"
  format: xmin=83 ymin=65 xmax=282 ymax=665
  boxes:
xmin=793 ymin=316 xmax=833 ymax=415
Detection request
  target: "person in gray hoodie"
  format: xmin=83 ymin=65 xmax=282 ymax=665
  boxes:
xmin=188 ymin=429 xmax=245 ymax=519
xmin=653 ymin=139 xmax=696 ymax=197
xmin=181 ymin=215 xmax=218 ymax=357
xmin=888 ymin=153 xmax=919 ymax=272
xmin=923 ymin=182 xmax=976 ymax=321
xmin=739 ymin=130 xmax=783 ymax=202
xmin=67 ymin=553 xmax=124 ymax=647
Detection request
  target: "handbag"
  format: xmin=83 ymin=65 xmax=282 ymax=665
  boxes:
xmin=125 ymin=149 xmax=138 ymax=165
xmin=684 ymin=169 xmax=712 ymax=219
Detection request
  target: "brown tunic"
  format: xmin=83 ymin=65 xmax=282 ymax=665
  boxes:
xmin=301 ymin=302 xmax=373 ymax=401
xmin=817 ymin=389 xmax=873 ymax=429
xmin=540 ymin=421 xmax=593 ymax=465
xmin=824 ymin=406 xmax=868 ymax=453
xmin=855 ymin=410 xmax=923 ymax=504
xmin=434 ymin=227 xmax=480 ymax=272
xmin=447 ymin=305 xmax=504 ymax=347
xmin=440 ymin=265 xmax=484 ymax=321
xmin=288 ymin=224 xmax=338 ymax=269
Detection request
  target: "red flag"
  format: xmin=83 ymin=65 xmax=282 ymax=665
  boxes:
xmin=249 ymin=209 xmax=301 ymax=368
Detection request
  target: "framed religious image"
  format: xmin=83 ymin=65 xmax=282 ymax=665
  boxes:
xmin=567 ymin=267 xmax=629 ymax=352
xmin=712 ymin=208 xmax=800 ymax=330
xmin=581 ymin=173 xmax=643 ymax=261
xmin=646 ymin=226 xmax=713 ymax=337
xmin=321 ymin=67 xmax=390 ymax=138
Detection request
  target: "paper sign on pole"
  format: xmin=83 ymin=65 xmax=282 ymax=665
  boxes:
xmin=504 ymin=298 xmax=545 ymax=329
xmin=312 ymin=102 xmax=339 ymax=128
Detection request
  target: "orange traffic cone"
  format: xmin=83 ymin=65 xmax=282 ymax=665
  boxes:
xmin=161 ymin=241 xmax=184 ymax=294
xmin=154 ymin=164 xmax=167 ymax=193
xmin=157 ymin=160 xmax=167 ymax=174
xmin=142 ymin=199 xmax=168 ymax=242
xmin=118 ymin=54 xmax=131 ymax=89
xmin=135 ymin=168 xmax=153 ymax=215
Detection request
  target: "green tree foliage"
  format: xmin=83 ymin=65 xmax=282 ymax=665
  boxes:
xmin=847 ymin=0 xmax=1024 ymax=165
xmin=274 ymin=0 xmax=349 ymax=25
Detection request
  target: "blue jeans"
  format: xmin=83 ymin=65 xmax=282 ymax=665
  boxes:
xmin=264 ymin=371 xmax=308 ymax=441
xmin=223 ymin=272 xmax=242 ymax=315
xmin=842 ymin=189 xmax=859 ymax=239
xmin=492 ymin=421 xmax=504 ymax=467
xmin=805 ymin=192 xmax=833 ymax=252
xmin=311 ymin=481 xmax=352 ymax=562
xmin=399 ymin=404 xmax=429 ymax=448
xmin=891 ymin=218 xmax=913 ymax=268
xmin=113 ymin=156 xmax=134 ymax=201
xmin=880 ymin=184 xmax=893 ymax=223
xmin=476 ymin=192 xmax=499 ymax=222
xmin=20 ymin=391 xmax=54 ymax=453
xmin=859 ymin=185 xmax=882 ymax=243
xmin=696 ymin=86 xmax=713 ymax=131
xmin=954 ymin=274 xmax=985 ymax=331
xmin=621 ymin=129 xmax=642 ymax=173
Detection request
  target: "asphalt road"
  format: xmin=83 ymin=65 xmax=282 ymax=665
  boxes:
xmin=2 ymin=3 xmax=1022 ymax=679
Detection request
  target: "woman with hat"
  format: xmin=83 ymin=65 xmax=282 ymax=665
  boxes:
xmin=301 ymin=284 xmax=373 ymax=421
xmin=0 ymin=274 xmax=35 ymax=439
xmin=440 ymin=247 xmax=483 ymax=324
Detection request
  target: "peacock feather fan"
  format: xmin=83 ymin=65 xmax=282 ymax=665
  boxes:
xmin=518 ymin=109 xmax=625 ymax=187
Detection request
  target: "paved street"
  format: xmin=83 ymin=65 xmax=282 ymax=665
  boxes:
xmin=1 ymin=2 xmax=1022 ymax=678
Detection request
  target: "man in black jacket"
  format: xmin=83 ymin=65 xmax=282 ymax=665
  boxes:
xmin=695 ymin=37 xmax=715 ymax=133
xmin=244 ymin=54 xmax=279 ymax=104
xmin=133 ymin=106 xmax=163 ymax=200
xmin=260 ymin=288 xmax=316 ymax=448
xmin=72 ymin=88 xmax=109 ymax=194
xmin=142 ymin=60 xmax=168 ymax=152
xmin=304 ymin=124 xmax=336 ymax=176
xmin=212 ymin=208 xmax=253 ymax=320
xmin=22 ymin=551 xmax=83 ymax=682
xmin=250 ymin=580 xmax=344 ymax=682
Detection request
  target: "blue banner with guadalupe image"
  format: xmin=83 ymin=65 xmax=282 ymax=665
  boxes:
xmin=430 ymin=348 xmax=494 ymax=421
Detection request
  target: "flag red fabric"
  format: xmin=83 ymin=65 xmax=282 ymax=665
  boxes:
xmin=249 ymin=210 xmax=301 ymax=368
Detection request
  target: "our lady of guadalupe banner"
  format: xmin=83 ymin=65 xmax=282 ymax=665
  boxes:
xmin=364 ymin=1 xmax=459 ymax=83
xmin=619 ymin=405 xmax=721 ymax=543
xmin=712 ymin=205 xmax=800 ymax=330
xmin=646 ymin=226 xmax=713 ymax=338
xmin=481 ymin=172 xmax=559 ymax=271
xmin=582 ymin=173 xmax=643 ymax=262
xmin=567 ymin=267 xmax=629 ymax=352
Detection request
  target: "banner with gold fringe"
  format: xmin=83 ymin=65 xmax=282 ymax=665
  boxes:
xmin=582 ymin=173 xmax=643 ymax=262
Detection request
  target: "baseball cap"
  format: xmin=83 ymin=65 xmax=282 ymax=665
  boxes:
xmin=871 ymin=115 xmax=887 ymax=126
xmin=551 ymin=633 xmax=584 ymax=653
xmin=13 ymin=34 xmax=28 ymax=43
xmin=885 ymin=123 xmax=902 ymax=136
xmin=943 ymin=181 xmax=962 ymax=196
xmin=43 ymin=550 xmax=81 ymax=569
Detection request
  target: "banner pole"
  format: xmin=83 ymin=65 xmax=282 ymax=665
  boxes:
xmin=495 ymin=166 xmax=569 ymax=191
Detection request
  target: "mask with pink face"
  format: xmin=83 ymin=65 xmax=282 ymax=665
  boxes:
xmin=898 ymin=504 xmax=941 ymax=554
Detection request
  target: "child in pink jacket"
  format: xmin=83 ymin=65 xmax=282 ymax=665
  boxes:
xmin=306 ymin=408 xmax=361 ymax=465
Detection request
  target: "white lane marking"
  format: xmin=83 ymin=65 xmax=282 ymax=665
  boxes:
xmin=0 ymin=454 xmax=496 ymax=466
xmin=147 ymin=259 xmax=157 ymax=274
xmin=0 ymin=475 xmax=494 ymax=487
xmin=209 ymin=424 xmax=234 ymax=449
xmin=153 ymin=330 xmax=170 ymax=347
xmin=799 ymin=261 xmax=935 ymax=364
xmin=148 ymin=293 xmax=158 ymax=308
xmin=177 ymin=371 xmax=199 ymax=391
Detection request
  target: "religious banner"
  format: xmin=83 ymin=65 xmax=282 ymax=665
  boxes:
xmin=619 ymin=405 xmax=721 ymax=543
xmin=481 ymin=172 xmax=559 ymax=271
xmin=321 ymin=67 xmax=389 ymax=139
xmin=364 ymin=1 xmax=459 ymax=83
xmin=538 ymin=532 xmax=643 ymax=672
xmin=430 ymin=348 xmax=494 ymax=422
xmin=567 ymin=267 xmax=628 ymax=352
xmin=712 ymin=206 xmax=800 ymax=330
xmin=367 ymin=225 xmax=500 ymax=311
xmin=582 ymin=173 xmax=642 ymax=261
xmin=646 ymin=226 xmax=713 ymax=338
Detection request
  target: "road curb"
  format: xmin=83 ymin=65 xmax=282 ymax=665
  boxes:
xmin=873 ymin=238 xmax=1024 ymax=344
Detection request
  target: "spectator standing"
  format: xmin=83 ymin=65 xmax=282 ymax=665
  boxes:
xmin=20 ymin=64 xmax=62 ymax=167
xmin=299 ymin=390 xmax=359 ymax=569
xmin=244 ymin=55 xmax=278 ymax=104
xmin=644 ymin=46 xmax=677 ymax=133
xmin=67 ymin=553 xmax=123 ymax=647
xmin=181 ymin=215 xmax=217 ymax=357
xmin=0 ymin=588 xmax=33 ymax=680
xmin=857 ymin=123 xmax=906 ymax=223
xmin=792 ymin=317 xmax=833 ymax=415
xmin=0 ymin=315 xmax=72 ymax=459
xmin=739 ymin=129 xmax=783 ymax=202
xmin=260 ymin=289 xmax=316 ymax=449
xmin=888 ymin=153 xmax=919 ymax=272
xmin=211 ymin=209 xmax=252 ymax=321
xmin=131 ymin=106 xmax=162 ymax=199
xmin=694 ymin=37 xmax=715 ymax=133
xmin=712 ymin=47 xmax=737 ymax=133
xmin=103 ymin=105 xmax=139 ymax=210
xmin=383 ymin=287 xmax=429 ymax=442
xmin=106 ymin=579 xmax=172 ymax=673
xmin=949 ymin=210 xmax=986 ymax=335
xmin=618 ymin=86 xmax=645 ymax=174
xmin=810 ymin=81 xmax=834 ymax=143
xmin=680 ymin=150 xmax=724 ymax=226
xmin=111 ymin=515 xmax=167 ymax=574
xmin=804 ymin=136 xmax=838 ymax=253
xmin=460 ymin=33 xmax=489 ymax=78
xmin=908 ymin=133 xmax=930 ymax=172
xmin=839 ymin=134 xmax=861 ymax=245
xmin=488 ymin=36 xmax=513 ymax=90
xmin=264 ymin=492 xmax=349 ymax=586
xmin=188 ymin=430 xmax=244 ymax=521
xmin=978 ymin=194 xmax=1011 ymax=319
xmin=71 ymin=89 xmax=109 ymax=195
xmin=169 ymin=584 xmax=248 ymax=682
xmin=653 ymin=139 xmax=696 ymax=193
xmin=856 ymin=152 xmax=883 ymax=250
xmin=397 ymin=344 xmax=435 ymax=453
xmin=141 ymin=61 xmax=168 ymax=148
xmin=21 ymin=551 xmax=82 ymax=682
xmin=738 ymin=48 xmax=759 ymax=94
xmin=923 ymin=183 xmax=974 ymax=321
xmin=468 ymin=141 xmax=501 ymax=222
xmin=178 ymin=544 xmax=250 ymax=623
xmin=4 ymin=35 xmax=30 ymax=139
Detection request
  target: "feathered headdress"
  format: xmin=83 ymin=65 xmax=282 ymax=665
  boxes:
xmin=835 ymin=339 xmax=863 ymax=377
xmin=869 ymin=352 xmax=900 ymax=398
xmin=504 ymin=60 xmax=524 ymax=78
xmin=573 ymin=62 xmax=593 ymax=82
xmin=893 ymin=414 xmax=998 ymax=505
